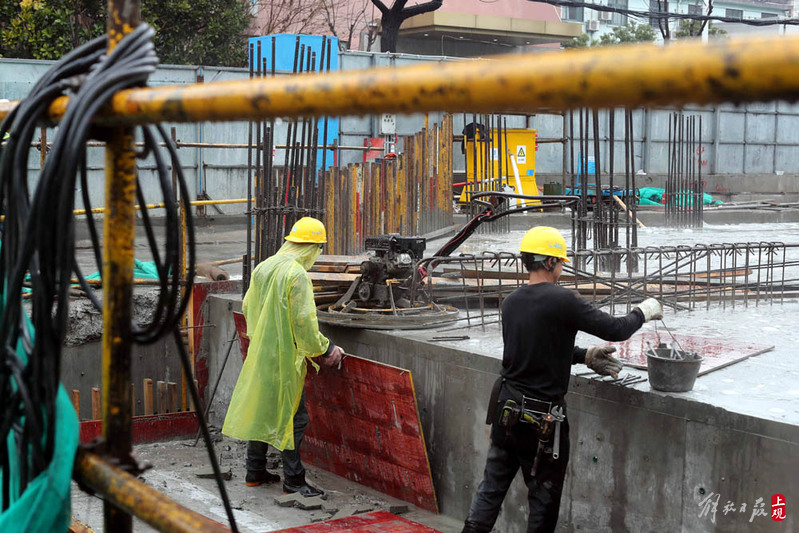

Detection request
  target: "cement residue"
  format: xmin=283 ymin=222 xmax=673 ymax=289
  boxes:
xmin=69 ymin=435 xmax=461 ymax=532
xmin=64 ymin=288 xmax=162 ymax=346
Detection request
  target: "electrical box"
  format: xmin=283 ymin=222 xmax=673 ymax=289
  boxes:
xmin=459 ymin=128 xmax=539 ymax=205
xmin=380 ymin=114 xmax=396 ymax=136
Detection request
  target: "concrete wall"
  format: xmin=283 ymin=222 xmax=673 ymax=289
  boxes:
xmin=62 ymin=338 xmax=183 ymax=418
xmin=202 ymin=293 xmax=797 ymax=532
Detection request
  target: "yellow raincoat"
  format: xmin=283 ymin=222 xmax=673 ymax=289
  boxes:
xmin=222 ymin=241 xmax=330 ymax=450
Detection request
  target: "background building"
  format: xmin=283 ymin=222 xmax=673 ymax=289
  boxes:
xmin=563 ymin=0 xmax=793 ymax=42
xmin=247 ymin=0 xmax=582 ymax=56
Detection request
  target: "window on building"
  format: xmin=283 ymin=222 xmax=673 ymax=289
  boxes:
xmin=687 ymin=3 xmax=702 ymax=16
xmin=609 ymin=0 xmax=628 ymax=26
xmin=649 ymin=0 xmax=667 ymax=28
xmin=761 ymin=12 xmax=778 ymax=18
xmin=725 ymin=8 xmax=743 ymax=20
xmin=563 ymin=6 xmax=584 ymax=22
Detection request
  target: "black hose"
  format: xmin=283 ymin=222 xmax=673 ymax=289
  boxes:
xmin=0 ymin=25 xmax=236 ymax=533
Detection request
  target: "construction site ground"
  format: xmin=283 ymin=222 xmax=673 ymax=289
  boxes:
xmin=71 ymin=435 xmax=463 ymax=532
xmin=67 ymin=207 xmax=799 ymax=531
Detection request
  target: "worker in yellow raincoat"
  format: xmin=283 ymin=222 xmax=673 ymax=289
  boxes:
xmin=222 ymin=217 xmax=343 ymax=497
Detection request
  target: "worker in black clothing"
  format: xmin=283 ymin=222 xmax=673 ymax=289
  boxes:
xmin=461 ymin=226 xmax=663 ymax=533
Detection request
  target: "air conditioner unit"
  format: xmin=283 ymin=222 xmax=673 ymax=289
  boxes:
xmin=599 ymin=11 xmax=613 ymax=21
xmin=587 ymin=20 xmax=601 ymax=31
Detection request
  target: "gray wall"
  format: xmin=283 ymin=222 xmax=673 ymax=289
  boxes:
xmin=202 ymin=294 xmax=798 ymax=532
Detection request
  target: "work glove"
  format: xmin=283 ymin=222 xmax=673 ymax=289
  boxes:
xmin=585 ymin=346 xmax=623 ymax=379
xmin=635 ymin=298 xmax=663 ymax=322
xmin=322 ymin=345 xmax=344 ymax=369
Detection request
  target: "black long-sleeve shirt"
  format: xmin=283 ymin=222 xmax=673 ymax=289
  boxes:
xmin=500 ymin=282 xmax=644 ymax=402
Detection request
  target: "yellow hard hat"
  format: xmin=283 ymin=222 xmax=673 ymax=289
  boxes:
xmin=285 ymin=217 xmax=327 ymax=244
xmin=519 ymin=226 xmax=570 ymax=262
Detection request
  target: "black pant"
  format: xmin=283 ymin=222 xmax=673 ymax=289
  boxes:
xmin=246 ymin=390 xmax=309 ymax=478
xmin=464 ymin=419 xmax=570 ymax=533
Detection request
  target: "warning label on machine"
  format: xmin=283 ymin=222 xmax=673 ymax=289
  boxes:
xmin=516 ymin=145 xmax=527 ymax=164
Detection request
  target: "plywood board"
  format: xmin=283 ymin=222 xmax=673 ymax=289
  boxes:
xmin=612 ymin=332 xmax=774 ymax=376
xmin=303 ymin=355 xmax=438 ymax=513
xmin=271 ymin=510 xmax=441 ymax=532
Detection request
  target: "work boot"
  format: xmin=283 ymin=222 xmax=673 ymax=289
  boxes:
xmin=245 ymin=469 xmax=280 ymax=487
xmin=461 ymin=521 xmax=488 ymax=533
xmin=282 ymin=473 xmax=324 ymax=497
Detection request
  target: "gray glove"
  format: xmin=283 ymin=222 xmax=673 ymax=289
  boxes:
xmin=585 ymin=346 xmax=623 ymax=379
xmin=636 ymin=298 xmax=663 ymax=322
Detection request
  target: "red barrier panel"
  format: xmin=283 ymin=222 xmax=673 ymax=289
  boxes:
xmin=272 ymin=510 xmax=441 ymax=532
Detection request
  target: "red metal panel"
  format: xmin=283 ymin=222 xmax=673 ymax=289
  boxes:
xmin=271 ymin=510 xmax=441 ymax=532
xmin=232 ymin=313 xmax=437 ymax=512
xmin=612 ymin=332 xmax=774 ymax=376
xmin=232 ymin=311 xmax=250 ymax=361
xmin=80 ymin=412 xmax=198 ymax=445
xmin=304 ymin=356 xmax=438 ymax=513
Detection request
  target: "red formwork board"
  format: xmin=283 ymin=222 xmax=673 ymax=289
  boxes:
xmin=232 ymin=311 xmax=250 ymax=361
xmin=80 ymin=412 xmax=198 ymax=444
xmin=612 ymin=331 xmax=774 ymax=376
xmin=303 ymin=355 xmax=438 ymax=514
xmin=271 ymin=511 xmax=441 ymax=532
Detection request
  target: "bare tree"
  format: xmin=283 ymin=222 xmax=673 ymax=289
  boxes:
xmin=249 ymin=0 xmax=327 ymax=36
xmin=370 ymin=0 xmax=443 ymax=53
xmin=319 ymin=0 xmax=373 ymax=50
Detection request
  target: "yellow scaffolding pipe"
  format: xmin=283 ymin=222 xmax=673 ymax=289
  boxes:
xmin=72 ymin=197 xmax=253 ymax=216
xmin=73 ymin=450 xmax=229 ymax=533
xmin=2 ymin=36 xmax=799 ymax=125
xmin=101 ymin=2 xmax=138 ymax=531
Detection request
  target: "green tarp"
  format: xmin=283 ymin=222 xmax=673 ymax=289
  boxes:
xmin=638 ymin=186 xmax=723 ymax=207
xmin=1 ymin=315 xmax=78 ymax=532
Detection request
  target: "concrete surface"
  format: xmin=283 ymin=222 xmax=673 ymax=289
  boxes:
xmin=65 ymin=215 xmax=799 ymax=531
xmin=71 ymin=436 xmax=463 ymax=533
xmin=198 ymin=292 xmax=798 ymax=532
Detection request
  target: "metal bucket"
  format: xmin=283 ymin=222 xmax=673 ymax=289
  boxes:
xmin=646 ymin=345 xmax=703 ymax=392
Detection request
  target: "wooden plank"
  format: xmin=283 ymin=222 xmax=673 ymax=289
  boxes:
xmin=91 ymin=387 xmax=101 ymax=420
xmin=71 ymin=389 xmax=80 ymax=420
xmin=168 ymin=382 xmax=179 ymax=413
xmin=131 ymin=383 xmax=136 ymax=417
xmin=304 ymin=354 xmax=438 ymax=513
xmin=270 ymin=510 xmax=441 ymax=532
xmin=143 ymin=378 xmax=154 ymax=415
xmin=309 ymin=272 xmax=359 ymax=283
xmin=157 ymin=381 xmax=168 ymax=414
xmin=190 ymin=379 xmax=198 ymax=411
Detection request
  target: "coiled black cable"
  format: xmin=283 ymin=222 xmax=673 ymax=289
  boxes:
xmin=0 ymin=25 xmax=237 ymax=532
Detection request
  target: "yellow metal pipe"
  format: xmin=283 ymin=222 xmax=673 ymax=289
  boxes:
xmin=3 ymin=36 xmax=799 ymax=125
xmin=101 ymin=2 xmax=139 ymax=531
xmin=72 ymin=197 xmax=254 ymax=216
xmin=73 ymin=450 xmax=230 ymax=533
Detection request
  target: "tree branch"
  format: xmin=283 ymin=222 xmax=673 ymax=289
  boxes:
xmin=400 ymin=0 xmax=443 ymax=20
xmin=370 ymin=0 xmax=390 ymax=16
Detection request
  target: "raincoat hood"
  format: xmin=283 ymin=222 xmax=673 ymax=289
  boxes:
xmin=276 ymin=241 xmax=321 ymax=271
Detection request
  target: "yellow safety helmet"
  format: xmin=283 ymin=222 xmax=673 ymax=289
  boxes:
xmin=285 ymin=216 xmax=327 ymax=244
xmin=519 ymin=226 xmax=570 ymax=262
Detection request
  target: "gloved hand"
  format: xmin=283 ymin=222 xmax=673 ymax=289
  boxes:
xmin=636 ymin=298 xmax=663 ymax=322
xmin=585 ymin=346 xmax=623 ymax=379
xmin=322 ymin=345 xmax=344 ymax=369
